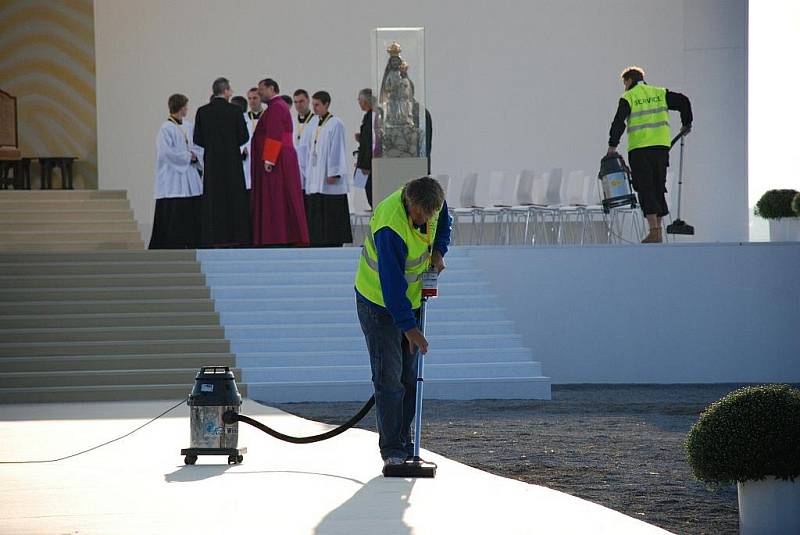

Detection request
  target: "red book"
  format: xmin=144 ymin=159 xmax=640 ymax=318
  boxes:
xmin=262 ymin=138 xmax=282 ymax=164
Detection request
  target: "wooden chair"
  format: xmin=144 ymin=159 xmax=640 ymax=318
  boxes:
xmin=0 ymin=89 xmax=26 ymax=189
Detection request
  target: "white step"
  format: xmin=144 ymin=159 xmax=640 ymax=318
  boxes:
xmin=219 ymin=307 xmax=506 ymax=324
xmin=212 ymin=294 xmax=499 ymax=311
xmin=224 ymin=321 xmax=517 ymax=340
xmin=209 ymin=281 xmax=490 ymax=300
xmin=203 ymin=269 xmax=480 ymax=286
xmin=235 ymin=347 xmax=536 ymax=367
xmin=231 ymin=334 xmax=523 ymax=353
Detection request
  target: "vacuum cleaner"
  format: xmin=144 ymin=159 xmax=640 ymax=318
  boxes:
xmin=598 ymin=152 xmax=637 ymax=214
xmin=665 ymin=131 xmax=694 ymax=235
xmin=181 ymin=271 xmax=440 ymax=478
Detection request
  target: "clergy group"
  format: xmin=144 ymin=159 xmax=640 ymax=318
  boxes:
xmin=149 ymin=76 xmax=356 ymax=249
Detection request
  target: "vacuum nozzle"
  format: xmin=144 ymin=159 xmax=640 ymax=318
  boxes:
xmin=666 ymin=219 xmax=695 ymax=235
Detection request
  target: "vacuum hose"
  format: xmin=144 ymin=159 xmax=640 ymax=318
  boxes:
xmin=223 ymin=395 xmax=375 ymax=444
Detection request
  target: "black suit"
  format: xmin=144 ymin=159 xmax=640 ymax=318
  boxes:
xmin=356 ymin=110 xmax=373 ymax=207
xmin=193 ymin=97 xmax=251 ymax=246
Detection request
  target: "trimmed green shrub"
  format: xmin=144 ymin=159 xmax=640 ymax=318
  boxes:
xmin=792 ymin=192 xmax=800 ymax=217
xmin=686 ymin=384 xmax=800 ymax=486
xmin=754 ymin=189 xmax=799 ymax=219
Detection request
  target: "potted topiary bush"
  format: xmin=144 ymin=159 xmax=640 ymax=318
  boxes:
xmin=686 ymin=384 xmax=800 ymax=535
xmin=754 ymin=189 xmax=800 ymax=241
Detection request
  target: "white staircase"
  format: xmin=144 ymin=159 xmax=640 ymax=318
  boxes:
xmin=199 ymin=247 xmax=550 ymax=402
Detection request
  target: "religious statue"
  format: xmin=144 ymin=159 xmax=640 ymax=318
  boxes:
xmin=375 ymin=42 xmax=421 ymax=158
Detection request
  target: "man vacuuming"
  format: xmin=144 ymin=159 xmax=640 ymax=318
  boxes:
xmin=607 ymin=66 xmax=693 ymax=243
xmin=354 ymin=176 xmax=451 ymax=471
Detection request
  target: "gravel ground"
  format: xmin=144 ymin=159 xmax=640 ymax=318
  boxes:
xmin=269 ymin=384 xmax=758 ymax=535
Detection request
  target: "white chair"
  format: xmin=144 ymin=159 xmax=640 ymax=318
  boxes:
xmin=349 ymin=182 xmax=372 ymax=246
xmin=508 ymin=169 xmax=537 ymax=244
xmin=478 ymin=171 xmax=519 ymax=244
xmin=528 ymin=168 xmax=562 ymax=245
xmin=556 ymin=170 xmax=588 ymax=245
xmin=581 ymin=173 xmax=612 ymax=244
xmin=435 ymin=173 xmax=451 ymax=198
xmin=451 ymin=172 xmax=480 ymax=245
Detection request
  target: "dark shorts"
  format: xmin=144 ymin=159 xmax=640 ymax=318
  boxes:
xmin=628 ymin=147 xmax=669 ymax=217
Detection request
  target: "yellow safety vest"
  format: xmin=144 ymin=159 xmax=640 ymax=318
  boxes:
xmin=622 ymin=83 xmax=671 ymax=151
xmin=354 ymin=188 xmax=440 ymax=310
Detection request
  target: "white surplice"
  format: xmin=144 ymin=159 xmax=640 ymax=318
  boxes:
xmin=297 ymin=115 xmax=350 ymax=195
xmin=241 ymin=110 xmax=263 ymax=190
xmin=154 ymin=119 xmax=203 ymax=199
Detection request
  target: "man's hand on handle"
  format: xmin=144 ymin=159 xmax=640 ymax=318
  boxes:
xmin=264 ymin=162 xmax=273 ymax=173
xmin=430 ymin=250 xmax=446 ymax=274
xmin=607 ymin=146 xmax=618 ymax=156
xmin=404 ymin=327 xmax=429 ymax=355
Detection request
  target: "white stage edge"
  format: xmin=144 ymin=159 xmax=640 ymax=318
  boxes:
xmin=462 ymin=243 xmax=799 ymax=384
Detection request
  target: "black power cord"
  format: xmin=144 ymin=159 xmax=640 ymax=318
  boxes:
xmin=227 ymin=395 xmax=375 ymax=444
xmin=0 ymin=397 xmax=188 ymax=464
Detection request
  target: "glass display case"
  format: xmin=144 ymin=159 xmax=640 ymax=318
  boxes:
xmin=371 ymin=27 xmax=426 ymax=159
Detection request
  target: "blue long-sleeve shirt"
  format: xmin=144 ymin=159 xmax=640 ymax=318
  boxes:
xmin=356 ymin=201 xmax=452 ymax=331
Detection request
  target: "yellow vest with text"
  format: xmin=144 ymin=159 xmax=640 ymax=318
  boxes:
xmin=622 ymin=83 xmax=671 ymax=151
xmin=355 ymin=188 xmax=439 ymax=310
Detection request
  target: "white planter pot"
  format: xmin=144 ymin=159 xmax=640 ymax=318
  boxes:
xmin=768 ymin=218 xmax=800 ymax=241
xmin=738 ymin=477 xmax=800 ymax=535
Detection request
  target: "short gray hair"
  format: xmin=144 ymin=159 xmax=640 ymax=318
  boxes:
xmin=212 ymin=77 xmax=230 ymax=96
xmin=404 ymin=176 xmax=444 ymax=216
xmin=358 ymin=88 xmax=375 ymax=106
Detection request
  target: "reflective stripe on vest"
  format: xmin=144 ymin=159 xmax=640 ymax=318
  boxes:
xmin=622 ymin=84 xmax=671 ymax=151
xmin=354 ymin=188 xmax=439 ymax=309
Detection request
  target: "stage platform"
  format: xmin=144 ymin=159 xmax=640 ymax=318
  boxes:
xmin=0 ymin=399 xmax=672 ymax=534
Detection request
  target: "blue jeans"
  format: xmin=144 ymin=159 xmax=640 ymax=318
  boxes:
xmin=356 ymin=298 xmax=419 ymax=460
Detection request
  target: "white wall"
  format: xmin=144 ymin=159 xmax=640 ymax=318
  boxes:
xmin=467 ymin=243 xmax=800 ymax=384
xmin=94 ymin=0 xmax=747 ymax=242
xmin=749 ymin=1 xmax=800 ymax=206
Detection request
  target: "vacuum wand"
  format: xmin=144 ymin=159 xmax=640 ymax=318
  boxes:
xmin=666 ymin=131 xmax=695 ymax=236
xmin=383 ymin=269 xmax=439 ymax=478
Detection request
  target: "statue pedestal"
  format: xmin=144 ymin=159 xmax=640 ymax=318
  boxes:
xmin=372 ymin=157 xmax=428 ymax=206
